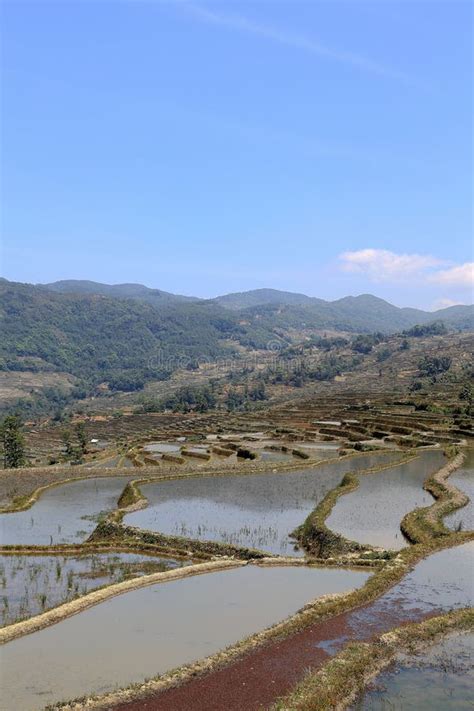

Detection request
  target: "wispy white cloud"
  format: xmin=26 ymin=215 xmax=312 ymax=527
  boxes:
xmin=427 ymin=262 xmax=474 ymax=289
xmin=339 ymin=248 xmax=444 ymax=283
xmin=338 ymin=249 xmax=473 ymax=309
xmin=431 ymin=297 xmax=465 ymax=311
xmin=180 ymin=3 xmax=417 ymax=86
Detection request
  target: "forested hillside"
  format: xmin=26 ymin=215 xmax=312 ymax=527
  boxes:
xmin=43 ymin=279 xmax=474 ymax=333
xmin=0 ymin=280 xmax=277 ymax=391
xmin=0 ymin=278 xmax=472 ymax=416
xmin=42 ymin=280 xmax=197 ymax=307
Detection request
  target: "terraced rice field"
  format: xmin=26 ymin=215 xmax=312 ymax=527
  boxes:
xmin=0 ymin=476 xmax=134 ymax=546
xmin=445 ymin=449 xmax=474 ymax=532
xmin=123 ymin=452 xmax=398 ymax=556
xmin=0 ymin=426 xmax=472 ymax=711
xmin=351 ymin=630 xmax=474 ymax=710
xmin=326 ymin=450 xmax=445 ymax=549
xmin=0 ymin=552 xmax=182 ymax=625
xmin=0 ymin=564 xmax=372 ymax=710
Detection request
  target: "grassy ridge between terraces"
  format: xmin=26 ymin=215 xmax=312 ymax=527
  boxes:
xmin=3 ymin=450 xmax=472 ymax=711
xmin=44 ymin=449 xmax=474 ymax=710
xmin=401 ymin=450 xmax=468 ymax=543
xmin=89 ymin=453 xmax=413 ymax=562
xmin=0 ymin=559 xmax=246 ymax=645
xmin=0 ymin=449 xmax=389 ymax=514
xmin=294 ymin=453 xmax=416 ymax=558
xmin=47 ymin=531 xmax=474 ymax=711
xmin=272 ymin=607 xmax=474 ymax=711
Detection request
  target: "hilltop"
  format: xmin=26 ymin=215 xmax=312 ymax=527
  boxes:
xmin=0 ymin=278 xmax=472 ymax=416
xmin=39 ymin=279 xmax=474 ymax=332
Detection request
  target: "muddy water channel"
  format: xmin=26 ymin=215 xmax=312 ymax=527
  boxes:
xmin=0 ymin=564 xmax=371 ymax=711
xmin=445 ymin=449 xmax=474 ymax=532
xmin=0 ymin=477 xmax=134 ymax=546
xmin=352 ymin=631 xmax=474 ymax=710
xmin=0 ymin=552 xmax=182 ymax=626
xmin=326 ymin=450 xmax=445 ymax=550
xmin=124 ymin=453 xmax=398 ymax=556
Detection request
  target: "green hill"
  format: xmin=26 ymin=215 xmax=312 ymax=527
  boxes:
xmin=221 ymin=293 xmax=473 ymax=334
xmin=0 ymin=279 xmax=472 ymax=415
xmin=42 ymin=280 xmax=474 ymax=333
xmin=42 ymin=279 xmax=198 ymax=307
xmin=0 ymin=280 xmax=277 ymax=391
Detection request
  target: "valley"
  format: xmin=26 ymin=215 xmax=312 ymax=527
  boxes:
xmin=0 ymin=281 xmax=472 ymax=711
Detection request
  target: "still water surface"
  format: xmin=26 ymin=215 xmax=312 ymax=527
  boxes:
xmin=124 ymin=453 xmax=398 ymax=556
xmin=0 ymin=564 xmax=370 ymax=711
xmin=352 ymin=631 xmax=474 ymax=710
xmin=326 ymin=450 xmax=445 ymax=549
xmin=0 ymin=477 xmax=133 ymax=546
xmin=445 ymin=449 xmax=474 ymax=532
xmin=0 ymin=552 xmax=181 ymax=625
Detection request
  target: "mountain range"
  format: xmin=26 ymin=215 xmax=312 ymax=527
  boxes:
xmin=1 ymin=277 xmax=472 ymax=405
xmin=41 ymin=279 xmax=473 ymax=332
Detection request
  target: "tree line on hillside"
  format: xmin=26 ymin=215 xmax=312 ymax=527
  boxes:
xmin=1 ymin=277 xmax=470 ymax=420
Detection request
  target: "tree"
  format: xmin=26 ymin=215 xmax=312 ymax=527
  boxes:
xmin=249 ymin=381 xmax=267 ymax=401
xmin=376 ymin=347 xmax=391 ymax=362
xmin=1 ymin=415 xmax=26 ymax=468
xmin=62 ymin=429 xmax=75 ymax=459
xmin=459 ymin=384 xmax=473 ymax=413
xmin=418 ymin=356 xmax=452 ymax=377
xmin=75 ymin=422 xmax=87 ymax=454
xmin=226 ymin=388 xmax=244 ymax=412
xmin=403 ymin=321 xmax=447 ymax=337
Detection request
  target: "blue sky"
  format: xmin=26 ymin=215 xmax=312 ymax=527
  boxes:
xmin=1 ymin=0 xmax=472 ymax=309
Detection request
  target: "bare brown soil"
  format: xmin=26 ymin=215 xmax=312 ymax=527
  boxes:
xmin=0 ymin=370 xmax=75 ymax=406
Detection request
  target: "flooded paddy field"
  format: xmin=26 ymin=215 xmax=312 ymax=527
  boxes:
xmin=136 ymin=543 xmax=474 ymax=711
xmin=352 ymin=631 xmax=474 ymax=710
xmin=143 ymin=442 xmax=182 ymax=455
xmin=124 ymin=453 xmax=398 ymax=556
xmin=296 ymin=442 xmax=341 ymax=457
xmin=0 ymin=552 xmax=182 ymax=626
xmin=335 ymin=541 xmax=474 ymax=643
xmin=0 ymin=564 xmax=371 ymax=711
xmin=140 ymin=438 xmax=339 ymax=466
xmin=445 ymin=449 xmax=474 ymax=532
xmin=326 ymin=450 xmax=445 ymax=549
xmin=0 ymin=476 xmax=133 ymax=546
xmin=258 ymin=450 xmax=295 ymax=463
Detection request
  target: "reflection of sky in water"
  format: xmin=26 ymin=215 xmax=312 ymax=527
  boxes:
xmin=351 ymin=631 xmax=474 ymax=710
xmin=0 ymin=552 xmax=180 ymax=624
xmin=326 ymin=450 xmax=445 ymax=549
xmin=259 ymin=451 xmax=293 ymax=463
xmin=315 ymin=542 xmax=474 ymax=656
xmin=1 ymin=565 xmax=370 ymax=711
xmin=0 ymin=477 xmax=133 ymax=545
xmin=143 ymin=442 xmax=181 ymax=453
xmin=125 ymin=452 xmax=399 ymax=556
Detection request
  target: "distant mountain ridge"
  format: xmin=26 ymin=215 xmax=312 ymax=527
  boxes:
xmin=42 ymin=279 xmax=198 ymax=307
xmin=0 ymin=278 xmax=472 ymax=414
xmin=39 ymin=279 xmax=473 ymax=332
xmin=213 ymin=288 xmax=319 ymax=310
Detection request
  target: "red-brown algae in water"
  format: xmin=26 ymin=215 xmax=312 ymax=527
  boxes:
xmin=109 ymin=542 xmax=474 ymax=711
